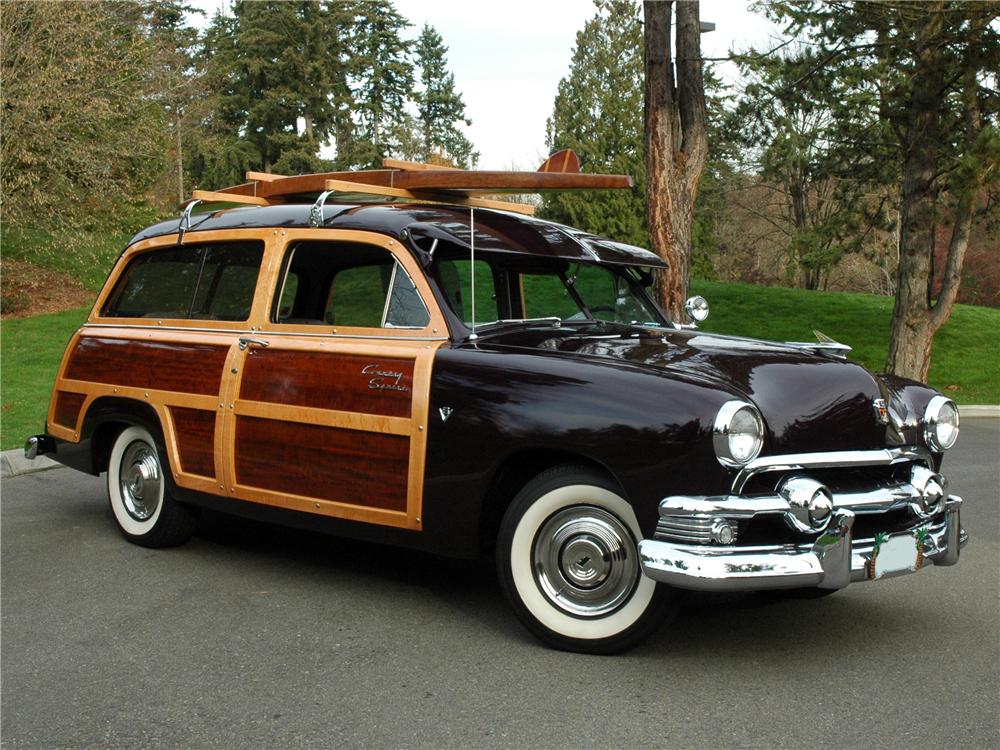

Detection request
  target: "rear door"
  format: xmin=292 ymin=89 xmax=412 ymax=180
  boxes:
xmin=220 ymin=229 xmax=448 ymax=531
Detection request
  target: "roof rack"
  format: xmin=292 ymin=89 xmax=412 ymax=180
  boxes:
xmin=180 ymin=149 xmax=634 ymax=218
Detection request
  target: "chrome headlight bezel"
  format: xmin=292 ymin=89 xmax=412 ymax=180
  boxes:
xmin=923 ymin=395 xmax=959 ymax=451
xmin=713 ymin=401 xmax=764 ymax=468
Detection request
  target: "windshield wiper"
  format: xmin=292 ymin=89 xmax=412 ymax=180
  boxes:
xmin=475 ymin=317 xmax=563 ymax=331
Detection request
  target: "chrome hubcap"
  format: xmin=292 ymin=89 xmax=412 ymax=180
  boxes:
xmin=533 ymin=506 xmax=639 ymax=618
xmin=119 ymin=441 xmax=161 ymax=522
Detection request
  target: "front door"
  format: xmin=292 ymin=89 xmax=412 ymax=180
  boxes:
xmin=220 ymin=229 xmax=448 ymax=531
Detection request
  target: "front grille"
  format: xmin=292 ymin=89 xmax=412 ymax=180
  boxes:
xmin=742 ymin=462 xmax=915 ymax=496
xmin=655 ymin=516 xmax=713 ymax=543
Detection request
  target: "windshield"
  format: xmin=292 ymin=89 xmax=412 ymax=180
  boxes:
xmin=433 ymin=255 xmax=666 ymax=330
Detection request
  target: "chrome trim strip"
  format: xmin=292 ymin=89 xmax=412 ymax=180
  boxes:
xmin=83 ymin=323 xmax=449 ymax=342
xmin=732 ymin=446 xmax=932 ymax=493
xmin=639 ymin=498 xmax=965 ymax=592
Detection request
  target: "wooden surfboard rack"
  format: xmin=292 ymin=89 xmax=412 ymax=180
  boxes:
xmin=181 ymin=149 xmax=633 ymax=217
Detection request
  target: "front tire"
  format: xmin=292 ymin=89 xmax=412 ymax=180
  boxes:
xmin=497 ymin=465 xmax=669 ymax=654
xmin=107 ymin=425 xmax=195 ymax=548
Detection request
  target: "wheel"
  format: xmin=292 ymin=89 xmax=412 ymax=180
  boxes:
xmin=497 ymin=465 xmax=670 ymax=654
xmin=107 ymin=425 xmax=195 ymax=548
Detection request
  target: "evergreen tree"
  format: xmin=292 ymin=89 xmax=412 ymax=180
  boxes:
xmin=542 ymin=0 xmax=647 ymax=248
xmin=201 ymin=1 xmax=338 ymax=178
xmin=414 ymin=24 xmax=477 ymax=167
xmin=343 ymin=0 xmax=414 ymax=168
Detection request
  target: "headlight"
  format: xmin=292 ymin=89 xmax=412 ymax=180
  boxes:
xmin=713 ymin=401 xmax=764 ymax=468
xmin=924 ymin=395 xmax=959 ymax=451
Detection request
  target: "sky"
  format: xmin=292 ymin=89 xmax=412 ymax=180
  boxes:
xmin=188 ymin=0 xmax=779 ymax=169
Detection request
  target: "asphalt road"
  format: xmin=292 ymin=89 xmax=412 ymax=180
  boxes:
xmin=2 ymin=421 xmax=998 ymax=749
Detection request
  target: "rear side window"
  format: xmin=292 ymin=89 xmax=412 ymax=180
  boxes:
xmin=103 ymin=242 xmax=264 ymax=321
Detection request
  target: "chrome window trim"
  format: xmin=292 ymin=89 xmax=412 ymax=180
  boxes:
xmin=83 ymin=323 xmax=448 ymax=342
xmin=379 ymin=263 xmax=398 ymax=328
xmin=731 ymin=446 xmax=932 ymax=493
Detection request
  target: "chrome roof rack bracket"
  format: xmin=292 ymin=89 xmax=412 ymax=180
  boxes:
xmin=178 ymin=199 xmax=202 ymax=244
xmin=310 ymin=190 xmax=334 ymax=227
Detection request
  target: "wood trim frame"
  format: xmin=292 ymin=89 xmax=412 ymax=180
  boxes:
xmin=87 ymin=228 xmax=280 ymax=331
xmin=258 ymin=228 xmax=449 ymax=340
xmin=51 ymin=226 xmax=449 ymax=532
xmin=222 ymin=228 xmax=449 ymax=530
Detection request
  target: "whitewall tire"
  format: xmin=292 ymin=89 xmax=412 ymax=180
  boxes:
xmin=497 ymin=465 xmax=669 ymax=653
xmin=107 ymin=425 xmax=195 ymax=548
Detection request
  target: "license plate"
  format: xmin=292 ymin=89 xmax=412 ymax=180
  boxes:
xmin=871 ymin=534 xmax=919 ymax=579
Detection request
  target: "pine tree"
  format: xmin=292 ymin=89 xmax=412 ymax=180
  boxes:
xmin=541 ymin=0 xmax=647 ymax=248
xmin=201 ymin=1 xmax=338 ymax=178
xmin=414 ymin=24 xmax=477 ymax=168
xmin=343 ymin=0 xmax=414 ymax=168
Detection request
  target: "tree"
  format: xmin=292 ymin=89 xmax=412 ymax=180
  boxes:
xmin=201 ymin=1 xmax=337 ymax=177
xmin=140 ymin=0 xmax=208 ymax=205
xmin=343 ymin=0 xmax=414 ymax=167
xmin=644 ymin=0 xmax=709 ymax=319
xmin=766 ymin=1 xmax=999 ymax=380
xmin=414 ymin=24 xmax=477 ymax=167
xmin=0 ymin=1 xmax=166 ymax=229
xmin=542 ymin=0 xmax=647 ymax=248
xmin=733 ymin=48 xmax=876 ymax=290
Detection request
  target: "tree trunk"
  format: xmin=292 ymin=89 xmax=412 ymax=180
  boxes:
xmin=885 ymin=6 xmax=978 ymax=382
xmin=643 ymin=0 xmax=708 ymax=322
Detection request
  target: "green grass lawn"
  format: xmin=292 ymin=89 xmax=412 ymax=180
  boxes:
xmin=1 ymin=282 xmax=997 ymax=450
xmin=691 ymin=280 xmax=999 ymax=405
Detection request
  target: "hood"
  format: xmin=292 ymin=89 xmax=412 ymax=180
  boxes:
xmin=480 ymin=326 xmax=889 ymax=453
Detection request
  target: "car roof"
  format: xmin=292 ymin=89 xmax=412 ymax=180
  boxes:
xmin=127 ymin=202 xmax=668 ymax=269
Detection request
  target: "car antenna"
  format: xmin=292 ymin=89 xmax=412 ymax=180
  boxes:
xmin=469 ymin=206 xmax=477 ymax=341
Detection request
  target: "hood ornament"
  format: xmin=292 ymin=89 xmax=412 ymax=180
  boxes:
xmin=872 ymin=398 xmax=890 ymax=425
xmin=784 ymin=330 xmax=852 ymax=360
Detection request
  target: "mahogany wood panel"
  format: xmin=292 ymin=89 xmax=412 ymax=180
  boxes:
xmin=239 ymin=349 xmax=414 ymax=418
xmin=65 ymin=337 xmax=228 ymax=396
xmin=170 ymin=406 xmax=216 ymax=477
xmin=53 ymin=391 xmax=85 ymax=429
xmin=235 ymin=416 xmax=408 ymax=511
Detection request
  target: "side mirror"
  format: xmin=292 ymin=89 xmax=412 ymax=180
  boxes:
xmin=685 ymin=295 xmax=710 ymax=324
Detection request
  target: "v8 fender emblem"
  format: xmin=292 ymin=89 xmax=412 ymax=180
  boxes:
xmin=439 ymin=406 xmax=454 ymax=423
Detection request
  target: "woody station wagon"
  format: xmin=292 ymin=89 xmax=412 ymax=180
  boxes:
xmin=26 ymin=153 xmax=967 ymax=653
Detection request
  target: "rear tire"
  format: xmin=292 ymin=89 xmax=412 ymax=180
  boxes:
xmin=497 ymin=465 xmax=671 ymax=654
xmin=107 ymin=425 xmax=195 ymax=548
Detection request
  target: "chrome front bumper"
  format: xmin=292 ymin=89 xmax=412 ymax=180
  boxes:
xmin=639 ymin=496 xmax=967 ymax=592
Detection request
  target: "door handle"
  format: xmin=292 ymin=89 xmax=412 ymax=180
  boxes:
xmin=238 ymin=336 xmax=269 ymax=351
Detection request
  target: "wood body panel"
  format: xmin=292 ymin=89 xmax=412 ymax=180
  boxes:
xmin=52 ymin=228 xmax=448 ymax=531
xmin=53 ymin=391 xmax=86 ymax=429
xmin=235 ymin=416 xmax=409 ymax=511
xmin=240 ymin=349 xmax=414 ymax=418
xmin=169 ymin=406 xmax=217 ymax=477
xmin=65 ymin=337 xmax=227 ymax=396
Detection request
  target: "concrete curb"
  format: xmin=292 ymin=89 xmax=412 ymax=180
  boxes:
xmin=3 ymin=405 xmax=997 ymax=479
xmin=958 ymin=405 xmax=1000 ymax=419
xmin=1 ymin=450 xmax=61 ymax=479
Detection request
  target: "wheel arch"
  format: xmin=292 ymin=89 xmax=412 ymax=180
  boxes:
xmin=81 ymin=397 xmax=165 ymax=474
xmin=478 ymin=449 xmax=626 ymax=556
